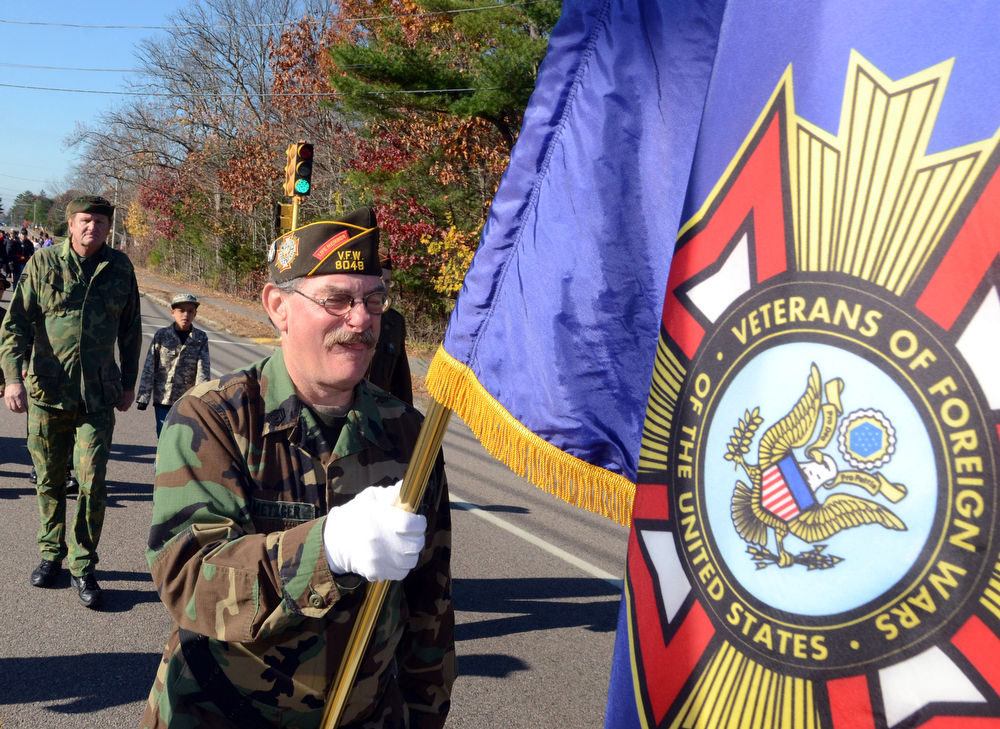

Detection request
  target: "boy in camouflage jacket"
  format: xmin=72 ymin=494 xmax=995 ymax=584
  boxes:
xmin=136 ymin=293 xmax=211 ymax=436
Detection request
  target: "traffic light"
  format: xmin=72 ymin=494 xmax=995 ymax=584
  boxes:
xmin=283 ymin=144 xmax=296 ymax=196
xmin=274 ymin=202 xmax=294 ymax=233
xmin=283 ymin=141 xmax=314 ymax=197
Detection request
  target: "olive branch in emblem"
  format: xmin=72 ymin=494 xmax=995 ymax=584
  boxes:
xmin=746 ymin=544 xmax=843 ymax=570
xmin=724 ymin=407 xmax=763 ymax=467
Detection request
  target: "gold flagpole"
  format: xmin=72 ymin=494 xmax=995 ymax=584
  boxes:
xmin=320 ymin=399 xmax=453 ymax=729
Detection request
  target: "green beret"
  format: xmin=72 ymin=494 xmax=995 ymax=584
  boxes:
xmin=268 ymin=207 xmax=381 ymax=283
xmin=66 ymin=195 xmax=115 ymax=219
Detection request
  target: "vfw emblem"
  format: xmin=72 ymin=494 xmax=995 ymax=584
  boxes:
xmin=727 ymin=364 xmax=906 ymax=571
xmin=629 ymin=52 xmax=1000 ymax=729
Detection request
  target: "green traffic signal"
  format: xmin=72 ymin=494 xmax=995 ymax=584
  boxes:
xmin=293 ymin=143 xmax=314 ymax=197
xmin=283 ymin=141 xmax=314 ymax=197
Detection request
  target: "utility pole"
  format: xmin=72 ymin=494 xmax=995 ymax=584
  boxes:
xmin=111 ymin=178 xmax=119 ymax=249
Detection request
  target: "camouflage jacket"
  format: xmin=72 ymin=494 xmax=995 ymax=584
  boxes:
xmin=0 ymin=240 xmax=141 ymax=412
xmin=136 ymin=325 xmax=211 ymax=408
xmin=143 ymin=349 xmax=454 ymax=729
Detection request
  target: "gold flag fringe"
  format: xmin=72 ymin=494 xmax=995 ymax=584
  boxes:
xmin=425 ymin=346 xmax=636 ymax=527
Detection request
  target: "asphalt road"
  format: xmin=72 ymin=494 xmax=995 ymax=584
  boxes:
xmin=0 ymin=288 xmax=629 ymax=728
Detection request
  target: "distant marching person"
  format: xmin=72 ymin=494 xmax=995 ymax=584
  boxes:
xmin=136 ymin=294 xmax=211 ymax=437
xmin=0 ymin=195 xmax=141 ymax=610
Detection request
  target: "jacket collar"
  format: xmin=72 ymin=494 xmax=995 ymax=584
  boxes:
xmin=259 ymin=349 xmax=385 ymax=452
xmin=164 ymin=325 xmax=198 ymax=345
xmin=58 ymin=239 xmax=110 ymax=279
xmin=58 ymin=237 xmax=108 ymax=261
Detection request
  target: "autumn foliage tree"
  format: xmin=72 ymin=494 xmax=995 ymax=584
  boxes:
xmin=66 ymin=0 xmax=562 ymax=335
xmin=323 ymin=0 xmax=561 ymax=326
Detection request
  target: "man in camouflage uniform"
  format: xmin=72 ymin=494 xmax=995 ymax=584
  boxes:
xmin=136 ymin=293 xmax=212 ymax=437
xmin=0 ymin=195 xmax=141 ymax=609
xmin=142 ymin=208 xmax=454 ymax=729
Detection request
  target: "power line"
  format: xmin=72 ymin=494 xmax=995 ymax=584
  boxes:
xmin=0 ymin=60 xmax=373 ymax=74
xmin=0 ymin=81 xmax=490 ymax=97
xmin=0 ymin=17 xmax=295 ymax=30
xmin=0 ymin=172 xmax=53 ymax=183
xmin=0 ymin=2 xmax=551 ymax=30
xmin=0 ymin=61 xmax=137 ymax=73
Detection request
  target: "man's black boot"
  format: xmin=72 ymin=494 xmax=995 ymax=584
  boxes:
xmin=30 ymin=560 xmax=62 ymax=587
xmin=71 ymin=573 xmax=103 ymax=609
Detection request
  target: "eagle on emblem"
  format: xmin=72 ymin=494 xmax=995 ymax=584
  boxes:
xmin=726 ymin=364 xmax=905 ymax=568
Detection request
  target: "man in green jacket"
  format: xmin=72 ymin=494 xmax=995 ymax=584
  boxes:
xmin=0 ymin=195 xmax=141 ymax=609
xmin=142 ymin=209 xmax=454 ymax=728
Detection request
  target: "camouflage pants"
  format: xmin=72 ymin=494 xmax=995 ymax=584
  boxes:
xmin=28 ymin=402 xmax=115 ymax=576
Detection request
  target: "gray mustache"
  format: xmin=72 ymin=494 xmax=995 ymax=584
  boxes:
xmin=324 ymin=329 xmax=377 ymax=349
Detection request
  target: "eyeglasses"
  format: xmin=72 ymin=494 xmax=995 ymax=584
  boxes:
xmin=293 ymin=288 xmax=391 ymax=316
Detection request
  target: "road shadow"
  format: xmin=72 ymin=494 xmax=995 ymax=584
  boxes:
xmin=97 ymin=586 xmax=162 ymax=612
xmin=106 ymin=481 xmax=154 ymax=506
xmin=110 ymin=442 xmax=158 ymax=464
xmin=97 ymin=567 xmax=151 ymax=581
xmin=0 ymin=479 xmax=153 ymax=504
xmin=453 ymin=576 xmax=620 ymax=644
xmin=456 ymin=653 xmax=528 ymax=678
xmin=0 ymin=438 xmax=155 ymax=463
xmin=2 ymin=439 xmax=155 ymax=466
xmin=1 ymin=437 xmax=155 ymax=502
xmin=0 ymin=652 xmax=159 ymax=712
xmin=0 ymin=434 xmax=31 ymax=466
xmin=0 ymin=482 xmax=34 ymax=499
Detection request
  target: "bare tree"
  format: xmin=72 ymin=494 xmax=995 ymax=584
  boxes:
xmin=67 ymin=0 xmax=344 ymax=288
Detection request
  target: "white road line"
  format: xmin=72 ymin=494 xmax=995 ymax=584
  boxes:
xmin=139 ymin=326 xmax=237 ymax=346
xmin=451 ymin=491 xmax=622 ymax=588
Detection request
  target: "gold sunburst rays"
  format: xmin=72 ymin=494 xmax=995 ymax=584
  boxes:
xmin=791 ymin=50 xmax=999 ymax=295
xmin=669 ymin=641 xmax=820 ymax=729
xmin=638 ymin=335 xmax=686 ymax=474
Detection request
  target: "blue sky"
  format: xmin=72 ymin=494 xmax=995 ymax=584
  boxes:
xmin=0 ymin=3 xmax=182 ymax=215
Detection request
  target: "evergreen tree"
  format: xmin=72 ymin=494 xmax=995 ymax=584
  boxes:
xmin=10 ymin=191 xmax=35 ymax=229
xmin=328 ymin=0 xmax=561 ymax=150
xmin=10 ymin=190 xmax=55 ymax=229
xmin=315 ymin=0 xmax=563 ymax=314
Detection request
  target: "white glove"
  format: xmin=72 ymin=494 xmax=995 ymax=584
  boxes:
xmin=323 ymin=482 xmax=427 ymax=582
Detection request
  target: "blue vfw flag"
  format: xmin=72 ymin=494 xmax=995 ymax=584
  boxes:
xmin=425 ymin=0 xmax=722 ymax=523
xmin=425 ymin=1 xmax=1000 ymax=728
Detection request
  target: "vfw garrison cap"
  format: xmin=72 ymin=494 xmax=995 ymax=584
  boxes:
xmin=268 ymin=207 xmax=381 ymax=283
xmin=66 ymin=195 xmax=115 ymax=219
